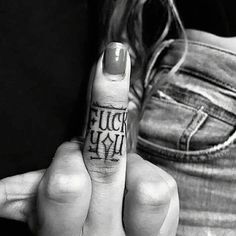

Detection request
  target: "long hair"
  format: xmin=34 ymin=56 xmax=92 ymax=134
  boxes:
xmin=101 ymin=0 xmax=187 ymax=152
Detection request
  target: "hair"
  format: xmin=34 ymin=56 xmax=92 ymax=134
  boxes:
xmin=101 ymin=0 xmax=188 ymax=152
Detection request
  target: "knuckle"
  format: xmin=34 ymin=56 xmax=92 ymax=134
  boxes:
xmin=55 ymin=142 xmax=82 ymax=163
xmin=84 ymin=152 xmax=121 ymax=183
xmin=167 ymin=175 xmax=178 ymax=195
xmin=56 ymin=142 xmax=79 ymax=154
xmin=85 ymin=162 xmax=119 ymax=183
xmin=45 ymin=172 xmax=89 ymax=202
xmin=133 ymin=179 xmax=172 ymax=206
xmin=0 ymin=180 xmax=6 ymax=205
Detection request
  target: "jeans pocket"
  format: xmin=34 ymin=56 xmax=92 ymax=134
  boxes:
xmin=138 ymin=69 xmax=236 ymax=162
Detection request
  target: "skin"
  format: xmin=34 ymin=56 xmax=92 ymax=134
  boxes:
xmin=0 ymin=43 xmax=179 ymax=236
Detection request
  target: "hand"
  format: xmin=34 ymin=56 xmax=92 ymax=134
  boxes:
xmin=0 ymin=42 xmax=179 ymax=236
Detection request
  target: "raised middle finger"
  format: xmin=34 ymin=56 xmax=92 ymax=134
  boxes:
xmin=83 ymin=42 xmax=131 ymax=236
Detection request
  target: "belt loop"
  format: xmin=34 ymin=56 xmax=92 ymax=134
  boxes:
xmin=178 ymin=106 xmax=208 ymax=152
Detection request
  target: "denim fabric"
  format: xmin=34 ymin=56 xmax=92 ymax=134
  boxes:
xmin=136 ymin=36 xmax=236 ymax=235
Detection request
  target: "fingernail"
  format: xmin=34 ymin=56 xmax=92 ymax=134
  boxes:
xmin=103 ymin=42 xmax=127 ymax=77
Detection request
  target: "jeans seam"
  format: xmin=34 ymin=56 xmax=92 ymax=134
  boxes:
xmin=178 ymin=107 xmax=208 ymax=151
xmin=151 ymin=96 xmax=198 ymax=113
xmin=138 ymin=129 xmax=236 ymax=162
xmin=175 ymin=39 xmax=236 ymax=58
xmin=157 ymin=80 xmax=236 ymax=126
xmin=160 ymin=65 xmax=236 ymax=93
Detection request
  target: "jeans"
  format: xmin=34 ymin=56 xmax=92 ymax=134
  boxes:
xmin=136 ymin=33 xmax=236 ymax=236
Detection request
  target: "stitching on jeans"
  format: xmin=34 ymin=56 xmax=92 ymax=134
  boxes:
xmin=160 ymin=65 xmax=236 ymax=92
xmin=139 ymin=39 xmax=236 ymax=162
xmin=158 ymin=83 xmax=236 ymax=126
xmin=151 ymin=96 xmax=198 ymax=113
xmin=151 ymin=71 xmax=236 ymax=124
xmin=179 ymin=68 xmax=236 ymax=92
xmin=137 ymin=134 xmax=236 ymax=163
xmin=178 ymin=107 xmax=208 ymax=151
xmin=175 ymin=39 xmax=236 ymax=58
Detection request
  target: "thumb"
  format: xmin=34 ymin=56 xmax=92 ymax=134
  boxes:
xmin=83 ymin=42 xmax=131 ymax=235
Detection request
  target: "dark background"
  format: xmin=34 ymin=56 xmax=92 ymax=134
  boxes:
xmin=0 ymin=0 xmax=99 ymax=234
xmin=0 ymin=0 xmax=235 ymax=235
xmin=177 ymin=0 xmax=236 ymax=36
